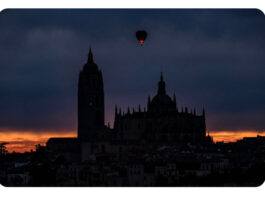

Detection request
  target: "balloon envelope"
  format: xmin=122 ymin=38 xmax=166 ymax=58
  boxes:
xmin=136 ymin=30 xmax=147 ymax=46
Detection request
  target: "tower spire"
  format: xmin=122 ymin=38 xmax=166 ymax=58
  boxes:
xmin=173 ymin=93 xmax=176 ymax=106
xmin=202 ymin=107 xmax=205 ymax=117
xmin=147 ymin=95 xmax=151 ymax=110
xmin=88 ymin=47 xmax=94 ymax=63
xmin=115 ymin=105 xmax=118 ymax=116
xmin=158 ymin=72 xmax=166 ymax=94
xmin=160 ymin=72 xmax=163 ymax=81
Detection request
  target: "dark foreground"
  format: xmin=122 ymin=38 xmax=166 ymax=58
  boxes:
xmin=0 ymin=136 xmax=264 ymax=187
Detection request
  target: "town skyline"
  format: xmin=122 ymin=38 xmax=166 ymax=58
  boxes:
xmin=1 ymin=49 xmax=265 ymax=153
xmin=0 ymin=9 xmax=265 ymax=153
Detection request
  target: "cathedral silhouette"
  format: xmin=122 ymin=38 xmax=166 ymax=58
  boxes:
xmin=114 ymin=72 xmax=206 ymax=143
xmin=47 ymin=49 xmax=207 ymax=160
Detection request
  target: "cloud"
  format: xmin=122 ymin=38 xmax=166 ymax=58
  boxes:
xmin=0 ymin=9 xmax=264 ymax=132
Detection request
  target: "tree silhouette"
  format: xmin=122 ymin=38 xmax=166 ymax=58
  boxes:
xmin=0 ymin=142 xmax=8 ymax=155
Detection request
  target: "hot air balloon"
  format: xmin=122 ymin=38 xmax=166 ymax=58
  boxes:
xmin=136 ymin=30 xmax=147 ymax=46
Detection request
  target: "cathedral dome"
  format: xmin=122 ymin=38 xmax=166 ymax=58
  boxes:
xmin=151 ymin=93 xmax=173 ymax=106
xmin=148 ymin=73 xmax=176 ymax=113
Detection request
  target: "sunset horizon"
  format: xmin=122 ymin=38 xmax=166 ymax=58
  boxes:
xmin=1 ymin=129 xmax=265 ymax=153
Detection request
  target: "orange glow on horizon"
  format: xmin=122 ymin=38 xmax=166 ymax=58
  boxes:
xmin=0 ymin=130 xmax=76 ymax=153
xmin=0 ymin=129 xmax=264 ymax=153
xmin=209 ymin=131 xmax=265 ymax=143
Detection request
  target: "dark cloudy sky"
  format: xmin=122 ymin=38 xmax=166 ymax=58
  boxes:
xmin=0 ymin=9 xmax=265 ymax=133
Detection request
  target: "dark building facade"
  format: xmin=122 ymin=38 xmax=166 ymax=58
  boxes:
xmin=78 ymin=48 xmax=105 ymax=141
xmin=113 ymin=73 xmax=206 ymax=143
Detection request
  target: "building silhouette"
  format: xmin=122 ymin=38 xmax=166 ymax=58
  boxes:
xmin=114 ymin=72 xmax=206 ymax=143
xmin=78 ymin=48 xmax=105 ymax=141
xmin=47 ymin=49 xmax=207 ymax=160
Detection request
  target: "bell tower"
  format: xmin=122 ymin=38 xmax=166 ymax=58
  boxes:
xmin=78 ymin=48 xmax=105 ymax=141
